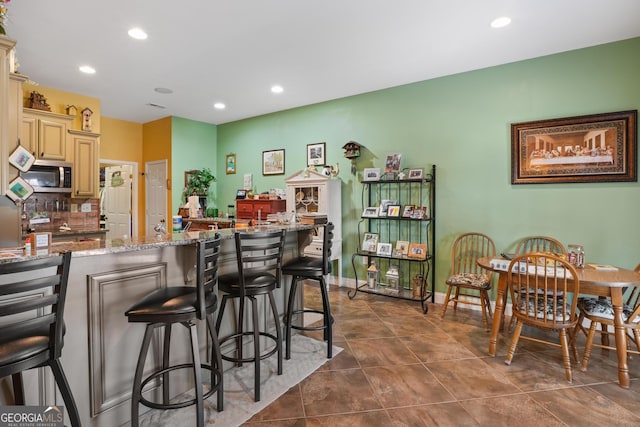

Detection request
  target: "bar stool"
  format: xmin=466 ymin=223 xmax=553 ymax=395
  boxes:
xmin=0 ymin=252 xmax=81 ymax=427
xmin=215 ymin=229 xmax=285 ymax=402
xmin=125 ymin=236 xmax=223 ymax=427
xmin=282 ymin=222 xmax=335 ymax=359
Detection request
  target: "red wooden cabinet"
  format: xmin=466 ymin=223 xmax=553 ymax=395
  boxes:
xmin=236 ymin=199 xmax=286 ymax=220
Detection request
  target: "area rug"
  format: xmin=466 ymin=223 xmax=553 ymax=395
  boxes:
xmin=138 ymin=334 xmax=341 ymax=426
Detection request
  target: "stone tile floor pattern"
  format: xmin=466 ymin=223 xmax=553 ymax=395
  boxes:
xmin=242 ymin=284 xmax=640 ymax=426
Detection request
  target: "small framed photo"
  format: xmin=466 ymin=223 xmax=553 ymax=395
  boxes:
xmin=378 ymin=199 xmax=396 ymax=217
xmin=395 ymin=240 xmax=409 ymax=256
xmin=307 ymin=142 xmax=326 ymax=166
xmin=262 ymin=149 xmax=285 ymax=175
xmin=381 ymin=171 xmax=396 ymax=181
xmin=387 ymin=204 xmax=401 ymax=217
xmin=385 ymin=153 xmax=402 ymax=172
xmin=376 ymin=242 xmax=393 ymax=257
xmin=361 ymin=232 xmax=379 ymax=253
xmin=6 ymin=177 xmax=34 ymax=202
xmin=363 ymin=167 xmax=381 ymax=181
xmin=408 ymin=243 xmax=428 ymax=260
xmin=412 ymin=206 xmax=428 ymax=219
xmin=8 ymin=145 xmax=36 ymax=172
xmin=408 ymin=168 xmax=424 ymax=180
xmin=362 ymin=207 xmax=379 ymax=218
xmin=226 ymin=154 xmax=236 ymax=174
xmin=402 ymin=205 xmax=415 ymax=218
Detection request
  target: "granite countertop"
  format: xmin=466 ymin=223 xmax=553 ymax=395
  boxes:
xmin=1 ymin=223 xmax=312 ymax=263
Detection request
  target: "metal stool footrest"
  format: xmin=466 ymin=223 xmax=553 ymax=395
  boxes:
xmin=288 ymin=308 xmax=334 ymax=332
xmin=219 ymin=331 xmax=280 ymax=364
xmin=139 ymin=363 xmax=222 ymax=410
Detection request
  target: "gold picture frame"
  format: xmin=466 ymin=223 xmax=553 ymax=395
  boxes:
xmin=226 ymin=153 xmax=236 ymax=174
xmin=511 ymin=110 xmax=637 ymax=184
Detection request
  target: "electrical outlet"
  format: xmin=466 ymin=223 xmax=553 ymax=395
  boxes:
xmin=70 ymin=204 xmax=78 ymax=213
xmin=81 ymin=203 xmax=92 ymax=213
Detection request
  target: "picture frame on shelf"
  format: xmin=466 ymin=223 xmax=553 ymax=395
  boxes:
xmin=386 ymin=204 xmax=401 ymax=217
xmin=395 ymin=240 xmax=409 ymax=256
xmin=8 ymin=145 xmax=36 ymax=172
xmin=226 ymin=153 xmax=236 ymax=174
xmin=361 ymin=232 xmax=379 ymax=253
xmin=307 ymin=142 xmax=326 ymax=166
xmin=262 ymin=149 xmax=286 ymax=175
xmin=408 ymin=243 xmax=428 ymax=260
xmin=402 ymin=205 xmax=415 ymax=218
xmin=385 ymin=152 xmax=402 ymax=172
xmin=408 ymin=168 xmax=424 ymax=180
xmin=412 ymin=206 xmax=428 ymax=219
xmin=362 ymin=207 xmax=379 ymax=218
xmin=511 ymin=110 xmax=637 ymax=184
xmin=363 ymin=167 xmax=381 ymax=181
xmin=378 ymin=199 xmax=396 ymax=217
xmin=381 ymin=171 xmax=396 ymax=181
xmin=376 ymin=242 xmax=393 ymax=257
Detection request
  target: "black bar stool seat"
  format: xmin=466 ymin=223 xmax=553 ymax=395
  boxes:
xmin=283 ymin=222 xmax=335 ymax=359
xmin=125 ymin=236 xmax=223 ymax=427
xmin=0 ymin=252 xmax=81 ymax=427
xmin=215 ymin=229 xmax=286 ymax=402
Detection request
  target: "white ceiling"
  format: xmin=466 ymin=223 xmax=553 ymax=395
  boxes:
xmin=6 ymin=1 xmax=640 ymax=125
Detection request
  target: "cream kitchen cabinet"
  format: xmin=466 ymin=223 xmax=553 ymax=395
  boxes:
xmin=69 ymin=129 xmax=100 ymax=197
xmin=22 ymin=108 xmax=74 ymax=161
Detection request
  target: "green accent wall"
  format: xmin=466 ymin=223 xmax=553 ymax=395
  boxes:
xmin=171 ymin=116 xmax=217 ymax=213
xmin=216 ymin=37 xmax=640 ymax=295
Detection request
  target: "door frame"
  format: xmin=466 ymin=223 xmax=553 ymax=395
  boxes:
xmin=99 ymin=158 xmax=138 ymax=238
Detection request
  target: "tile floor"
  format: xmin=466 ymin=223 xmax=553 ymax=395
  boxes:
xmin=243 ymin=284 xmax=640 ymax=426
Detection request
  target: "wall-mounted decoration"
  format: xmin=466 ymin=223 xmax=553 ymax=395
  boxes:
xmin=342 ymin=141 xmax=361 ymax=174
xmin=307 ymin=142 xmax=326 ymax=166
xmin=243 ymin=173 xmax=253 ymax=190
xmin=511 ymin=110 xmax=637 ymax=184
xmin=8 ymin=145 xmax=35 ymax=172
xmin=226 ymin=153 xmax=236 ymax=174
xmin=262 ymin=149 xmax=285 ymax=175
xmin=6 ymin=177 xmax=34 ymax=203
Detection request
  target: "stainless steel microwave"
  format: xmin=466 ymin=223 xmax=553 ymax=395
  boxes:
xmin=20 ymin=160 xmax=73 ymax=193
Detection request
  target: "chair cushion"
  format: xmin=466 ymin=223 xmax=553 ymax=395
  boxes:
xmin=0 ymin=325 xmax=50 ymax=366
xmin=125 ymin=287 xmax=215 ymax=320
xmin=218 ymin=272 xmax=278 ymax=295
xmin=578 ymin=297 xmax=639 ymax=323
xmin=282 ymin=257 xmax=324 ymax=277
xmin=519 ymin=296 xmax=571 ymax=322
xmin=446 ymin=273 xmax=490 ymax=289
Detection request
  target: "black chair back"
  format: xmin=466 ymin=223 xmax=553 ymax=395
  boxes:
xmin=321 ymin=223 xmax=335 ymax=275
xmin=0 ymin=252 xmax=72 ymax=369
xmin=195 ymin=234 xmax=221 ymax=320
xmin=234 ymin=229 xmax=286 ymax=295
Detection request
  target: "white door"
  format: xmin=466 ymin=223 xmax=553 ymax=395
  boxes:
xmin=104 ymin=165 xmax=132 ymax=240
xmin=145 ymin=160 xmax=168 ymax=236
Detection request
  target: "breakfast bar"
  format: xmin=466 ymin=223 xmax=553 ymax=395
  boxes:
xmin=0 ymin=224 xmax=313 ymax=427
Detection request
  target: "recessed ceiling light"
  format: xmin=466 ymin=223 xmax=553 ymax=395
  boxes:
xmin=271 ymin=85 xmax=284 ymax=94
xmin=79 ymin=65 xmax=96 ymax=74
xmin=154 ymin=87 xmax=173 ymax=94
xmin=214 ymin=102 xmax=226 ymax=110
xmin=128 ymin=28 xmax=148 ymax=40
xmin=490 ymin=16 xmax=511 ymax=28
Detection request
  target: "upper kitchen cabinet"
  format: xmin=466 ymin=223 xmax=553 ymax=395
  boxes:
xmin=68 ymin=129 xmax=100 ymax=197
xmin=22 ymin=108 xmax=74 ymax=161
xmin=0 ymin=36 xmax=17 ymax=195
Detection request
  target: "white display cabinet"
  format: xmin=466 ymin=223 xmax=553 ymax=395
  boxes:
xmin=285 ymin=169 xmax=342 ymax=285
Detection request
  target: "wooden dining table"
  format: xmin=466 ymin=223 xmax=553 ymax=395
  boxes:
xmin=478 ymin=256 xmax=640 ymax=388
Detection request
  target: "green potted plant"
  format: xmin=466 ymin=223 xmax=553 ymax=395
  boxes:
xmin=183 ymin=168 xmax=216 ymax=198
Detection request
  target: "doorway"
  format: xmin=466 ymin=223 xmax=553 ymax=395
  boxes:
xmin=99 ymin=159 xmax=138 ymax=239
